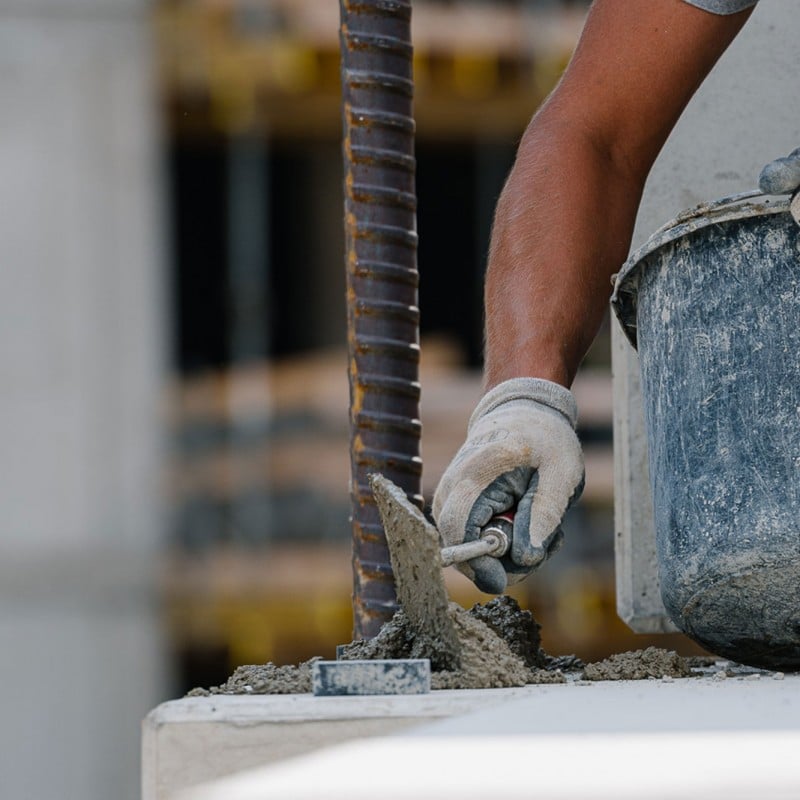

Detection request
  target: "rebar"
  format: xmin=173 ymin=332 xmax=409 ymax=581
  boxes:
xmin=340 ymin=0 xmax=422 ymax=639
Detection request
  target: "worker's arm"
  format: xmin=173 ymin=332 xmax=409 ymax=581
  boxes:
xmin=433 ymin=0 xmax=754 ymax=593
xmin=485 ymin=0 xmax=753 ymax=388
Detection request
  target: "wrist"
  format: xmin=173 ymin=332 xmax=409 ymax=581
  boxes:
xmin=470 ymin=377 xmax=578 ymax=430
xmin=483 ymin=336 xmax=582 ymax=391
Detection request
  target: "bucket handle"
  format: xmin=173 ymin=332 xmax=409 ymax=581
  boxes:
xmin=649 ymin=189 xmax=767 ymax=239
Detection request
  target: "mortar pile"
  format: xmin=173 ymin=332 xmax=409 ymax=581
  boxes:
xmin=186 ymin=475 xmax=696 ymax=697
xmin=341 ymin=475 xmax=569 ymax=689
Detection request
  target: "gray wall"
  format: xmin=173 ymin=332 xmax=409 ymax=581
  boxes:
xmin=613 ymin=0 xmax=800 ymax=631
xmin=0 ymin=3 xmax=168 ymax=798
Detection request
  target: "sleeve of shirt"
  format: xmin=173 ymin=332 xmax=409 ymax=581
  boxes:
xmin=682 ymin=0 xmax=758 ymax=13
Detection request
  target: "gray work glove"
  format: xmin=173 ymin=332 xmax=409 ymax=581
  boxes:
xmin=433 ymin=378 xmax=584 ymax=594
xmin=758 ymin=147 xmax=800 ymax=195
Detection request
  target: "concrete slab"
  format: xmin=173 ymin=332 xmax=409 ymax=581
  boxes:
xmin=142 ymin=686 xmax=532 ymax=800
xmin=171 ymin=674 xmax=800 ymax=800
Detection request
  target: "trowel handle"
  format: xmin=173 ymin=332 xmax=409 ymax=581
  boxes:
xmin=440 ymin=514 xmax=513 ymax=567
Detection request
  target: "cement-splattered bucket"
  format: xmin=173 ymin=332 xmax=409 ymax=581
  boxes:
xmin=612 ymin=191 xmax=800 ymax=669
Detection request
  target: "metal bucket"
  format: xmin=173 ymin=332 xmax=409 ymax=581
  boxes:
xmin=612 ymin=191 xmax=800 ymax=669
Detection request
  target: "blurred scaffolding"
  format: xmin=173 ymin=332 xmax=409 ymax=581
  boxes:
xmin=156 ymin=0 xmax=700 ymax=699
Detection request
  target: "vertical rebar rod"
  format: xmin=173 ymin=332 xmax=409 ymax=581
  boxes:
xmin=340 ymin=0 xmax=422 ymax=639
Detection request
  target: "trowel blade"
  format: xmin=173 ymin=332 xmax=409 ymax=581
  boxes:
xmin=369 ymin=473 xmax=461 ymax=668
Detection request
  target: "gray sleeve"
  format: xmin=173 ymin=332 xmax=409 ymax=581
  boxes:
xmin=682 ymin=0 xmax=758 ymax=13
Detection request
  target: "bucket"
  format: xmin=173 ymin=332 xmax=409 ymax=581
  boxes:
xmin=612 ymin=191 xmax=800 ymax=670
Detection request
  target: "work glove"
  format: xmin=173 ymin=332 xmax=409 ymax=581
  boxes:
xmin=758 ymin=146 xmax=800 ymax=195
xmin=433 ymin=377 xmax=584 ymax=594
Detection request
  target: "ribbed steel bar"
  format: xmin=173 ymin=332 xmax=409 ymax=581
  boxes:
xmin=340 ymin=0 xmax=422 ymax=639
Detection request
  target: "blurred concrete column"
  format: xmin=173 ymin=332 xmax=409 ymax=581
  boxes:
xmin=613 ymin=3 xmax=799 ymax=632
xmin=0 ymin=2 xmax=167 ymax=799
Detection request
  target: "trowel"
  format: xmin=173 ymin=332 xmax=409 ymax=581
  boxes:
xmin=371 ymin=470 xmax=514 ymax=582
xmin=439 ymin=515 xmax=513 ymax=566
xmin=370 ymin=472 xmax=517 ymax=669
xmin=369 ymin=473 xmax=520 ymax=670
xmin=369 ymin=472 xmax=512 ymax=569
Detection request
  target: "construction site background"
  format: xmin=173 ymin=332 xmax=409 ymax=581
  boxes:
xmin=0 ymin=3 xmax=706 ymax=799
xmin=158 ymin=0 xmax=707 ymax=690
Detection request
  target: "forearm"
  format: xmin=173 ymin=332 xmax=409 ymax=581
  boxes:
xmin=483 ymin=0 xmax=753 ymax=391
xmin=484 ymin=114 xmax=645 ymax=389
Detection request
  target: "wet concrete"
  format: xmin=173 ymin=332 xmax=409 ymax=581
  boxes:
xmin=469 ymin=595 xmax=544 ymax=669
xmin=189 ymin=640 xmax=698 ymax=695
xmin=188 ymin=661 xmax=317 ymax=696
xmin=188 ymin=595 xmax=568 ymax=697
xmin=583 ymin=647 xmax=691 ymax=681
xmin=338 ymin=598 xmax=544 ymax=689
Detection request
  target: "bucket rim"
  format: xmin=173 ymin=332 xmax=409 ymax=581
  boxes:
xmin=611 ymin=190 xmax=792 ymax=348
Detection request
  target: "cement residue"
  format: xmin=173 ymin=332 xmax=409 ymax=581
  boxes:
xmin=341 ymin=602 xmax=531 ymax=689
xmin=542 ymin=653 xmax=585 ymax=672
xmin=186 ymin=643 xmax=702 ymax=696
xmin=685 ymin=655 xmax=719 ymax=669
xmin=341 ymin=597 xmax=565 ymax=690
xmin=187 ymin=659 xmax=317 ymax=696
xmin=339 ymin=609 xmax=421 ymax=663
xmin=432 ymin=604 xmax=532 ymax=689
xmin=582 ymin=647 xmax=691 ymax=681
xmin=685 ymin=656 xmax=775 ymax=679
xmin=676 ymin=555 xmax=800 ymax=671
xmin=529 ymin=668 xmax=567 ymax=684
xmin=469 ymin=596 xmax=544 ymax=669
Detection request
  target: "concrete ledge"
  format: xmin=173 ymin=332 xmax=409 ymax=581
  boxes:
xmin=142 ymin=687 xmax=531 ymax=800
xmin=179 ymin=731 xmax=800 ymax=800
xmin=172 ymin=675 xmax=800 ymax=800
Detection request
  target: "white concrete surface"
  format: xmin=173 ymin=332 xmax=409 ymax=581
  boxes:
xmin=142 ymin=687 xmax=534 ymax=800
xmin=613 ymin=1 xmax=800 ymax=631
xmin=0 ymin=4 xmax=167 ymax=800
xmin=175 ymin=674 xmax=800 ymax=800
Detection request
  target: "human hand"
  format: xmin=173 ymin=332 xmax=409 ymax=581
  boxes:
xmin=758 ymin=147 xmax=800 ymax=195
xmin=432 ymin=378 xmax=584 ymax=594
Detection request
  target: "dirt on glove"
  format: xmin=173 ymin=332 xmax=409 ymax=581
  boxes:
xmin=582 ymin=647 xmax=692 ymax=681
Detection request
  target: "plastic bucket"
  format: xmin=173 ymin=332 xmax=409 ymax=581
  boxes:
xmin=612 ymin=191 xmax=800 ymax=669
